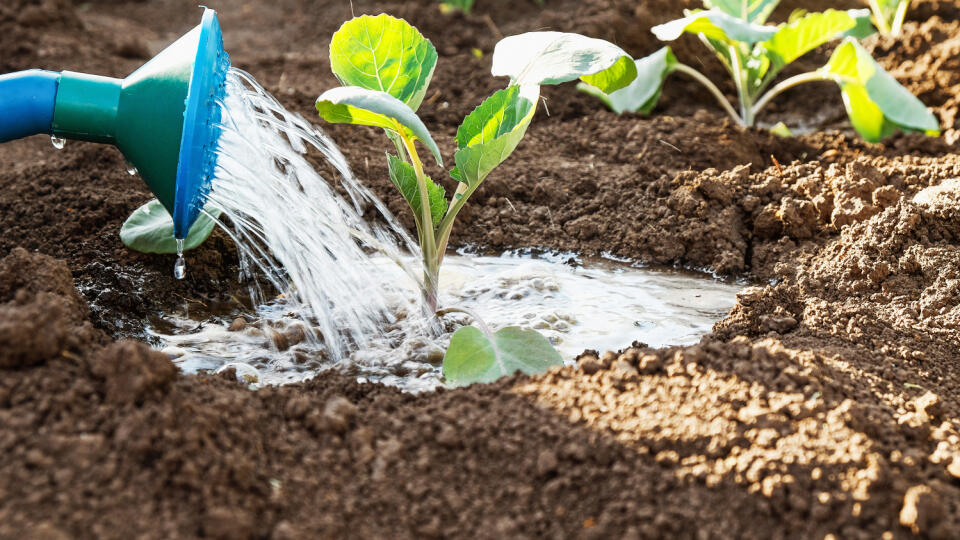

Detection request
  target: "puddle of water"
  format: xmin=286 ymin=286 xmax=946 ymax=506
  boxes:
xmin=154 ymin=68 xmax=742 ymax=393
xmin=150 ymin=251 xmax=742 ymax=393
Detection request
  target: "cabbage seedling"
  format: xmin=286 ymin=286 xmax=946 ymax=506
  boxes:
xmin=316 ymin=15 xmax=635 ymax=383
xmin=577 ymin=0 xmax=939 ymax=142
xmin=317 ymin=15 xmax=634 ymax=313
xmin=864 ymin=0 xmax=911 ymax=37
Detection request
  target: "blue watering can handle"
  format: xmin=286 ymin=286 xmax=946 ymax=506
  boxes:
xmin=0 ymin=70 xmax=59 ymax=143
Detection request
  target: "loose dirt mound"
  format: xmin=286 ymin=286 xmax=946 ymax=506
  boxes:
xmin=2 ymin=0 xmax=960 ymax=538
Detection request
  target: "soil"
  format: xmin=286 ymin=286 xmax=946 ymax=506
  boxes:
xmin=2 ymin=0 xmax=960 ymax=538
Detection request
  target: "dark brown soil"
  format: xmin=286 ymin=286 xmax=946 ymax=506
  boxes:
xmin=2 ymin=0 xmax=960 ymax=538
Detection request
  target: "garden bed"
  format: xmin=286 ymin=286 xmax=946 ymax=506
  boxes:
xmin=1 ymin=0 xmax=959 ymax=537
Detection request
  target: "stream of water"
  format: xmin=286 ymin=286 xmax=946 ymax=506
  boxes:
xmin=150 ymin=68 xmax=743 ymax=392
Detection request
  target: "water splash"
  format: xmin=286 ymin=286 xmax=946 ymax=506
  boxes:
xmin=50 ymin=135 xmax=65 ymax=149
xmin=204 ymin=68 xmax=423 ymax=360
xmin=125 ymin=160 xmax=138 ymax=176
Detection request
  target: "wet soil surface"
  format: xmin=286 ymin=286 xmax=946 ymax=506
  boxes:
xmin=2 ymin=0 xmax=960 ymax=537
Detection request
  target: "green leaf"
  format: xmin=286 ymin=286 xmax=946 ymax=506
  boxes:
xmin=822 ymin=38 xmax=940 ymax=142
xmin=577 ymin=47 xmax=678 ymax=114
xmin=453 ymin=84 xmax=539 ymax=187
xmin=329 ymin=14 xmax=438 ymax=111
xmin=705 ymin=0 xmax=781 ymax=24
xmin=439 ymin=0 xmax=475 ymax=13
xmin=120 ymin=199 xmax=221 ymax=254
xmin=769 ymin=121 xmax=794 ymax=137
xmin=652 ymin=9 xmax=778 ymax=45
xmin=442 ymin=325 xmax=563 ymax=385
xmin=387 ymin=153 xmax=447 ymax=227
xmin=491 ymin=32 xmax=636 ymax=93
xmin=316 ymin=86 xmax=443 ymax=165
xmin=842 ymin=8 xmax=877 ymax=39
xmin=580 ymin=55 xmax=638 ymax=95
xmin=762 ymin=9 xmax=855 ymax=71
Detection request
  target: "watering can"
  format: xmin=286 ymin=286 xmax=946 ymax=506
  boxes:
xmin=0 ymin=8 xmax=229 ymax=239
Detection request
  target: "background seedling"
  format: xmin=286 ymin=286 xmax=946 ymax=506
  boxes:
xmin=865 ymin=0 xmax=911 ymax=37
xmin=576 ymin=0 xmax=939 ymax=142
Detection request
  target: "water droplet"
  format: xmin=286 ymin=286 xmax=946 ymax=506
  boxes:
xmin=174 ymin=239 xmax=186 ymax=280
xmin=173 ymin=257 xmax=186 ymax=280
xmin=50 ymin=135 xmax=65 ymax=150
xmin=125 ymin=160 xmax=138 ymax=176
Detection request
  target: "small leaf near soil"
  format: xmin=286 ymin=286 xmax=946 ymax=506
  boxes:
xmin=120 ymin=199 xmax=221 ymax=254
xmin=442 ymin=325 xmax=563 ymax=385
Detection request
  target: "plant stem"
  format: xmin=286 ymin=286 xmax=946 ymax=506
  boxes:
xmin=891 ymin=0 xmax=910 ymax=37
xmin=750 ymin=71 xmax=826 ymax=120
xmin=435 ymin=183 xmax=479 ymax=267
xmin=727 ymin=45 xmax=755 ymax=125
xmin=398 ymin=131 xmax=440 ymax=313
xmin=868 ymin=0 xmax=892 ymax=35
xmin=672 ymin=63 xmax=743 ymax=125
xmin=436 ymin=306 xmax=495 ymax=343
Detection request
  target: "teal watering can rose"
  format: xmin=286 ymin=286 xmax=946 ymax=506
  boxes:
xmin=0 ymin=7 xmax=229 ymax=250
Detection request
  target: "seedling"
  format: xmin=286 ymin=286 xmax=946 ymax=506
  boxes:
xmin=864 ymin=0 xmax=911 ymax=37
xmin=316 ymin=15 xmax=635 ymax=383
xmin=577 ymin=0 xmax=939 ymax=142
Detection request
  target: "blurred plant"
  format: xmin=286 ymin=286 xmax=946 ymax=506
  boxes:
xmin=577 ymin=0 xmax=939 ymax=142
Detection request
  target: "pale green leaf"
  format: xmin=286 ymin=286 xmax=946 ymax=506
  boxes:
xmin=822 ymin=38 xmax=939 ymax=142
xmin=652 ymin=9 xmax=777 ymax=45
xmin=329 ymin=14 xmax=438 ymax=111
xmin=120 ymin=199 xmax=221 ymax=254
xmin=491 ymin=32 xmax=636 ymax=93
xmin=705 ymin=0 xmax=781 ymax=24
xmin=386 ymin=153 xmax=446 ymax=227
xmin=842 ymin=8 xmax=877 ymax=39
xmin=316 ymin=86 xmax=443 ymax=165
xmin=762 ymin=9 xmax=855 ymax=71
xmin=577 ymin=47 xmax=678 ymax=114
xmin=453 ymin=84 xmax=539 ymax=187
xmin=580 ymin=55 xmax=638 ymax=95
xmin=442 ymin=325 xmax=563 ymax=385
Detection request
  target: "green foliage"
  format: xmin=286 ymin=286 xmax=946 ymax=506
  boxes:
xmin=120 ymin=199 xmax=221 ymax=254
xmin=576 ymin=47 xmax=677 ymax=114
xmin=329 ymin=14 xmax=437 ymax=111
xmin=705 ymin=0 xmax=780 ymax=23
xmin=315 ymin=86 xmax=443 ymax=165
xmin=442 ymin=326 xmax=563 ymax=385
xmin=652 ymin=9 xmax=777 ymax=44
xmin=451 ymin=84 xmax=539 ymax=187
xmin=387 ymin=153 xmax=446 ymax=227
xmin=491 ymin=31 xmax=636 ymax=93
xmin=842 ymin=8 xmax=878 ymax=39
xmin=865 ymin=0 xmax=911 ymax=36
xmin=582 ymin=1 xmax=938 ymax=142
xmin=822 ymin=38 xmax=939 ymax=141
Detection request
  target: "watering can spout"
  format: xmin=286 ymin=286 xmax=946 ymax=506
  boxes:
xmin=0 ymin=8 xmax=229 ymax=239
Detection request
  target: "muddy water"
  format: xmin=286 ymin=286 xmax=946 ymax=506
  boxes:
xmin=150 ymin=251 xmax=742 ymax=392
